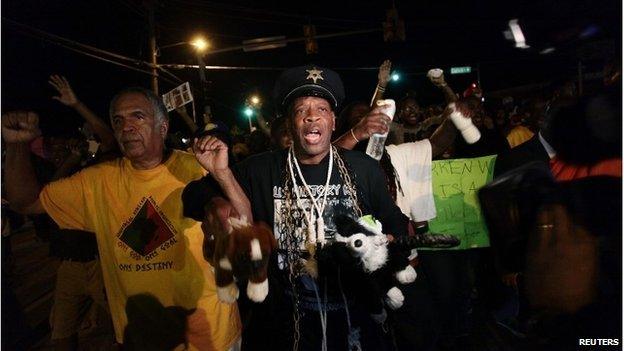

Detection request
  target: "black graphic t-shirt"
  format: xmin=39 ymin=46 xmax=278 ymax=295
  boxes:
xmin=184 ymin=148 xmax=407 ymax=249
xmin=183 ymin=148 xmax=408 ymax=347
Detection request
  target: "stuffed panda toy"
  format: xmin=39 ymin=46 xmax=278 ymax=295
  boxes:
xmin=308 ymin=214 xmax=417 ymax=321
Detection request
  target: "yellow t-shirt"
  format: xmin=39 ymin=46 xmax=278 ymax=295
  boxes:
xmin=40 ymin=150 xmax=241 ymax=350
xmin=506 ymin=125 xmax=535 ymax=148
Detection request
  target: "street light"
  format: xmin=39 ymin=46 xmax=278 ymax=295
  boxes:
xmin=191 ymin=35 xmax=212 ymax=125
xmin=191 ymin=36 xmax=210 ymax=52
xmin=243 ymin=107 xmax=254 ymax=132
xmin=391 ymin=72 xmax=400 ymax=82
xmin=250 ymin=95 xmax=260 ymax=106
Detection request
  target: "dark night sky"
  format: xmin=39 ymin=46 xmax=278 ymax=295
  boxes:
xmin=2 ymin=0 xmax=621 ymax=135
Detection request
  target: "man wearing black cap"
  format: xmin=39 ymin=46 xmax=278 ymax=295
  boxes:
xmin=184 ymin=65 xmax=409 ymax=350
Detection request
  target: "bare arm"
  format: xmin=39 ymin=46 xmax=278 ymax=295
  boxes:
xmin=49 ymin=75 xmax=117 ymax=152
xmin=428 ymin=100 xmax=474 ymax=157
xmin=370 ymin=59 xmax=392 ymax=107
xmin=2 ymin=112 xmax=46 ymax=214
xmin=429 ymin=115 xmax=457 ymax=158
xmin=439 ymin=85 xmax=458 ymax=103
xmin=427 ymin=70 xmax=458 ymax=104
xmin=255 ymin=112 xmax=271 ymax=136
xmin=333 ymin=106 xmax=391 ymax=150
xmin=194 ymin=135 xmax=252 ymax=221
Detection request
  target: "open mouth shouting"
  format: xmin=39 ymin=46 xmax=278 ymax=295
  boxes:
xmin=303 ymin=126 xmax=322 ymax=145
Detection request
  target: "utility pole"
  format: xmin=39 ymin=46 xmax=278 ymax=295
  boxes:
xmin=196 ymin=54 xmax=213 ymax=124
xmin=146 ymin=0 xmax=158 ymax=94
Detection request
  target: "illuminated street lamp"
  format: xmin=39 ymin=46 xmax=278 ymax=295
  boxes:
xmin=250 ymin=95 xmax=260 ymax=106
xmin=191 ymin=36 xmax=210 ymax=52
xmin=243 ymin=107 xmax=254 ymax=132
xmin=391 ymin=72 xmax=400 ymax=82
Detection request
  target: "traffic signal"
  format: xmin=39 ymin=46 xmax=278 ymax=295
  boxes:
xmin=383 ymin=7 xmax=406 ymax=42
xmin=303 ymin=25 xmax=318 ymax=54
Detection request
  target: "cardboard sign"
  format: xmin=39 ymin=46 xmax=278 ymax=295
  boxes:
xmin=422 ymin=155 xmax=496 ymax=250
xmin=162 ymin=82 xmax=193 ymax=112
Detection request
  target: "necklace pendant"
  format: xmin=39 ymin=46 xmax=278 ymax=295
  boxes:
xmin=316 ymin=217 xmax=325 ymax=245
xmin=307 ymin=224 xmax=316 ymax=244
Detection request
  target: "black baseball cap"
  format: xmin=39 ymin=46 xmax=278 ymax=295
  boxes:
xmin=273 ymin=64 xmax=345 ymax=113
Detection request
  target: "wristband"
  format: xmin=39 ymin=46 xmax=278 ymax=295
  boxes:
xmin=377 ymin=84 xmax=386 ymax=92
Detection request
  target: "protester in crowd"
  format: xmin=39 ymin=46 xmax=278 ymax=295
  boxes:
xmin=384 ymin=67 xmax=457 ymax=146
xmin=333 ymin=61 xmax=477 ymax=351
xmin=481 ymin=79 xmax=621 ymax=349
xmin=505 ymin=110 xmax=535 ymax=148
xmin=335 ymin=100 xmax=369 ymax=142
xmin=247 ymin=129 xmax=272 ymax=156
xmin=183 ymin=64 xmax=411 ymax=351
xmin=269 ymin=116 xmax=292 ymax=150
xmin=44 ymin=76 xmax=120 ymax=350
xmin=451 ymin=96 xmax=509 ymax=158
xmin=2 ymin=87 xmax=244 ymax=350
xmin=48 ymin=75 xmax=117 ymax=155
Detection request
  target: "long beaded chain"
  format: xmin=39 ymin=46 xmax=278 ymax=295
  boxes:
xmin=279 ymin=146 xmax=363 ymax=350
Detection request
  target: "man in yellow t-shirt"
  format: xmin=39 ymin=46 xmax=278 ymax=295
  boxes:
xmin=2 ymin=88 xmax=245 ymax=350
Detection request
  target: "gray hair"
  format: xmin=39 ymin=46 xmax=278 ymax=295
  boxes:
xmin=109 ymin=87 xmax=169 ymax=128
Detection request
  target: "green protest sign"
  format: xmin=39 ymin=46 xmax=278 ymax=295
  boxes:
xmin=422 ymin=155 xmax=496 ymax=250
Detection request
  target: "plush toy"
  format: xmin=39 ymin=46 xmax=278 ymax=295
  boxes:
xmin=201 ymin=211 xmax=276 ymax=304
xmin=307 ymin=214 xmax=417 ymax=320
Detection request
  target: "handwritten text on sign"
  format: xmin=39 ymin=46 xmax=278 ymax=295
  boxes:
xmin=424 ymin=155 xmax=496 ymax=250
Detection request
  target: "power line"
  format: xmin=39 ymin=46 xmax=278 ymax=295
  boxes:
xmin=3 ymin=18 xmax=144 ymax=65
xmin=4 ymin=18 xmax=181 ymax=86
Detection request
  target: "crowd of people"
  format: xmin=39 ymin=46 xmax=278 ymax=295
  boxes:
xmin=1 ymin=56 xmax=620 ymax=351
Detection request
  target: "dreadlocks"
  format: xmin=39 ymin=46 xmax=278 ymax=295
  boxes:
xmin=379 ymin=150 xmax=403 ymax=203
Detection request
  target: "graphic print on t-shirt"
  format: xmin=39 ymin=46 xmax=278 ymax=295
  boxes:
xmin=118 ymin=197 xmax=176 ymax=256
xmin=273 ymin=183 xmax=356 ymax=250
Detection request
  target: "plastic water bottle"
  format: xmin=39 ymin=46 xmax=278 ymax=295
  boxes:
xmin=448 ymin=102 xmax=481 ymax=144
xmin=366 ymin=99 xmax=396 ymax=161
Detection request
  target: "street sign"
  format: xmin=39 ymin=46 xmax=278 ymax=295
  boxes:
xmin=450 ymin=66 xmax=472 ymax=75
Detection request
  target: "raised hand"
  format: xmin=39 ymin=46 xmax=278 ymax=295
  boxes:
xmin=193 ymin=135 xmax=229 ymax=175
xmin=428 ymin=69 xmax=447 ymax=87
xmin=378 ymin=60 xmax=392 ymax=87
xmin=1 ymin=111 xmax=41 ymax=143
xmin=351 ymin=105 xmax=392 ymax=142
xmin=49 ymin=75 xmax=79 ymax=107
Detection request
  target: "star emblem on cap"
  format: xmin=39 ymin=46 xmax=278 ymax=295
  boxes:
xmin=305 ymin=68 xmax=324 ymax=84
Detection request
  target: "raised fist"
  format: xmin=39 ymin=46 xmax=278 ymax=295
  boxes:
xmin=427 ymin=68 xmax=447 ymax=87
xmin=2 ymin=111 xmax=41 ymax=143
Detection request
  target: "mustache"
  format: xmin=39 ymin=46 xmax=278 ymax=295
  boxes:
xmin=118 ymin=132 xmax=141 ymax=143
